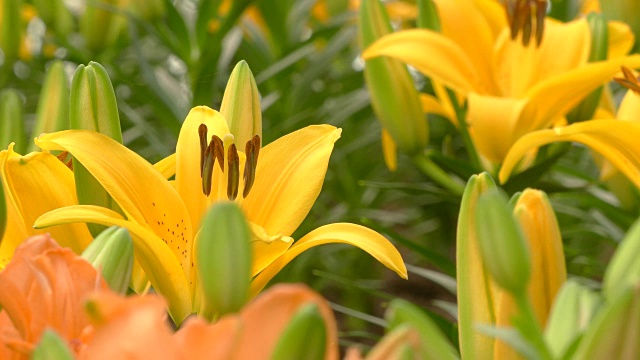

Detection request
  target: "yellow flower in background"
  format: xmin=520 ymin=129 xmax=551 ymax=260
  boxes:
xmin=34 ymin=106 xmax=407 ymax=324
xmin=499 ymin=88 xmax=640 ymax=190
xmin=0 ymin=146 xmax=92 ymax=268
xmin=362 ymin=0 xmax=640 ymax=168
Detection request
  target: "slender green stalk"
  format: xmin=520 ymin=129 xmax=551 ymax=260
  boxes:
xmin=514 ymin=293 xmax=553 ymax=360
xmin=446 ymin=89 xmax=482 ymax=171
xmin=412 ymin=153 xmax=465 ymax=196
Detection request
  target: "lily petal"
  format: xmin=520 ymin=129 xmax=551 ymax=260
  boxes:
xmin=1 ymin=146 xmax=92 ymax=254
xmin=35 ymin=130 xmax=194 ymax=285
xmin=617 ymin=90 xmax=640 ymax=121
xmin=499 ymin=120 xmax=640 ymax=188
xmin=521 ymin=55 xmax=640 ymax=137
xmin=153 ymin=153 xmax=176 ymax=179
xmin=249 ymin=222 xmax=293 ymax=276
xmin=362 ymin=29 xmax=479 ymax=95
xmin=433 ymin=0 xmax=500 ymax=94
xmin=175 ymin=107 xmax=229 ymax=228
xmin=242 ymin=125 xmax=341 ymax=237
xmin=34 ymin=205 xmax=192 ymax=323
xmin=250 ymin=223 xmax=407 ymax=296
xmin=608 ymin=21 xmax=636 ymax=59
xmin=494 ymin=19 xmax=591 ymax=98
xmin=381 ymin=128 xmax=397 ymax=172
xmin=0 ymin=151 xmax=29 ymax=268
xmin=467 ymin=94 xmax=528 ymax=163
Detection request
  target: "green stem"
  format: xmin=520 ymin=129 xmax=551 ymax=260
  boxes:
xmin=514 ymin=293 xmax=553 ymax=360
xmin=446 ymin=89 xmax=482 ymax=171
xmin=412 ymin=153 xmax=465 ymax=196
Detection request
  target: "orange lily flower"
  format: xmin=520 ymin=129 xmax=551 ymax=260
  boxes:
xmin=0 ymin=234 xmax=109 ymax=359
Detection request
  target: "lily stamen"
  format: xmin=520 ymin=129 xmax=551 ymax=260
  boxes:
xmin=198 ymin=124 xmax=208 ymax=176
xmin=505 ymin=0 xmax=547 ymax=46
xmin=201 ymin=139 xmax=216 ymax=196
xmin=227 ymin=144 xmax=240 ymax=200
xmin=242 ymin=135 xmax=261 ymax=198
xmin=614 ymin=66 xmax=640 ymax=95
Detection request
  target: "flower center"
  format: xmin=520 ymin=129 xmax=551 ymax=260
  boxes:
xmin=505 ymin=0 xmax=547 ymax=47
xmin=198 ymin=124 xmax=261 ymax=200
xmin=615 ymin=66 xmax=640 ymax=95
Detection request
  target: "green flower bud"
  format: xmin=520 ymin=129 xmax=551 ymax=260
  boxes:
xmin=79 ymin=0 xmax=120 ymax=52
xmin=32 ymin=0 xmax=73 ymax=37
xmin=197 ymin=202 xmax=251 ymax=318
xmin=567 ymin=12 xmax=608 ymax=123
xmin=70 ymin=61 xmax=123 ymax=236
xmin=386 ymin=298 xmax=458 ymax=359
xmin=544 ymin=280 xmax=601 ymax=358
xmin=271 ymin=303 xmax=327 ymax=360
xmin=0 ymin=0 xmax=22 ymax=65
xmin=573 ymin=283 xmax=640 ymax=359
xmin=603 ymin=217 xmax=640 ymax=299
xmin=81 ymin=226 xmax=134 ymax=294
xmin=0 ymin=89 xmax=25 ymax=154
xmin=475 ymin=189 xmax=531 ymax=296
xmin=359 ymin=0 xmax=427 ymax=155
xmin=32 ymin=330 xmax=74 ymax=360
xmin=28 ymin=61 xmax=70 ymax=152
xmin=220 ymin=60 xmax=262 ymax=147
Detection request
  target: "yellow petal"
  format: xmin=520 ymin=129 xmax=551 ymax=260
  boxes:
xmin=608 ymin=21 xmax=636 ymax=58
xmin=513 ymin=189 xmax=566 ymax=326
xmin=175 ymin=107 xmax=229 ymax=228
xmin=1 ymin=146 xmax=92 ymax=253
xmin=433 ymin=0 xmax=501 ymax=94
xmin=250 ymin=223 xmax=407 ymax=296
xmin=35 ymin=130 xmax=194 ymax=284
xmin=381 ymin=128 xmax=398 ymax=172
xmin=617 ymin=90 xmax=640 ymax=121
xmin=500 ymin=120 xmax=640 ymax=187
xmin=467 ymin=94 xmax=528 ymax=163
xmin=521 ymin=55 xmax=640 ymax=136
xmin=249 ymin=222 xmax=293 ymax=276
xmin=242 ymin=125 xmax=341 ymax=237
xmin=362 ymin=29 xmax=479 ymax=95
xmin=0 ymin=151 xmax=29 ymax=268
xmin=154 ymin=153 xmax=176 ymax=179
xmin=34 ymin=205 xmax=192 ymax=322
xmin=494 ymin=19 xmax=591 ymax=98
xmin=420 ymin=94 xmax=449 ymax=118
xmin=471 ymin=0 xmax=508 ymax=38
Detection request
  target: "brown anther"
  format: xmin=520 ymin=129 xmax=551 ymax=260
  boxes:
xmin=242 ymin=135 xmax=261 ymax=198
xmin=211 ymin=135 xmax=225 ymax=171
xmin=56 ymin=151 xmax=74 ymax=170
xmin=505 ymin=0 xmax=547 ymax=47
xmin=198 ymin=124 xmax=208 ymax=177
xmin=201 ymin=139 xmax=217 ymax=196
xmin=614 ymin=66 xmax=640 ymax=95
xmin=227 ymin=144 xmax=239 ymax=201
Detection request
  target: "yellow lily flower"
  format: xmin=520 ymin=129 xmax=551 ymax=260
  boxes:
xmin=500 ymin=89 xmax=640 ymax=189
xmin=34 ymin=106 xmax=407 ymax=324
xmin=0 ymin=145 xmax=92 ymax=268
xmin=362 ymin=0 xmax=640 ymax=166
